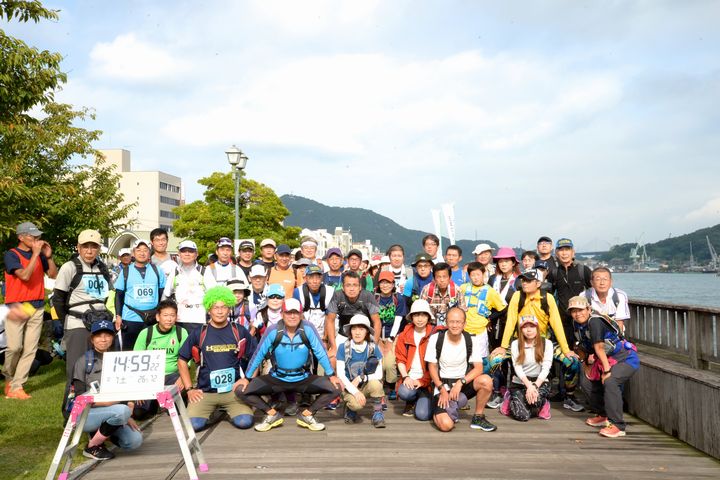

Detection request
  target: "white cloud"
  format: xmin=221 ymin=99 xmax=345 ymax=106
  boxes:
xmin=89 ymin=33 xmax=189 ymax=83
xmin=685 ymin=197 xmax=720 ymax=222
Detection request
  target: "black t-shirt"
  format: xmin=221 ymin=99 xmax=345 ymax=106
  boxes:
xmin=588 ymin=316 xmax=629 ymax=363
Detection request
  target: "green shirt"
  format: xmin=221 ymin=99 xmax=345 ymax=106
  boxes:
xmin=133 ymin=325 xmax=189 ymax=375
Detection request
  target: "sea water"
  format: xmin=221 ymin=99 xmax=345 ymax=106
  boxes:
xmin=613 ymin=272 xmax=720 ymax=309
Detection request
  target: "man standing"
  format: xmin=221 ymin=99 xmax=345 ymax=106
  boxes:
xmin=419 ymin=262 xmax=465 ymax=327
xmin=53 ymin=230 xmax=112 ymax=389
xmin=115 ymin=239 xmax=166 ymax=350
xmin=205 ymin=237 xmax=247 ymax=287
xmin=236 ymin=240 xmax=255 ymax=279
xmin=536 ymin=236 xmax=558 ymax=277
xmin=150 ymin=227 xmax=177 ymax=278
xmin=422 ymin=234 xmax=444 ymax=264
xmin=445 ymin=245 xmax=468 ymax=287
xmin=3 ymin=222 xmax=57 ymax=399
xmin=254 ymin=238 xmax=276 ymax=270
xmin=163 ymin=240 xmax=207 ymax=337
xmin=267 ymin=244 xmax=296 ymax=298
xmin=322 ymin=247 xmax=344 ymax=290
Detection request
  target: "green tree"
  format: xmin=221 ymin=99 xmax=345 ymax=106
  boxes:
xmin=172 ymin=171 xmax=300 ymax=262
xmin=0 ymin=1 xmax=133 ymax=265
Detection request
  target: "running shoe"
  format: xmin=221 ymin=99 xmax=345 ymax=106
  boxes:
xmin=372 ymin=411 xmax=386 ymax=428
xmin=284 ymin=402 xmax=298 ymax=416
xmin=296 ymin=412 xmax=326 ymax=431
xmin=324 ymin=397 xmax=340 ymax=410
xmin=254 ymin=411 xmax=284 ymax=432
xmin=486 ymin=392 xmax=503 ymax=409
xmin=470 ymin=414 xmax=497 ymax=432
xmin=402 ymin=402 xmax=415 ymax=417
xmin=387 ymin=390 xmax=397 ymax=401
xmin=5 ymin=388 xmax=31 ymax=400
xmin=599 ymin=424 xmax=626 ymax=438
xmin=586 ymin=415 xmax=609 ymax=427
xmin=343 ymin=406 xmax=358 ymax=424
xmin=538 ymin=400 xmax=552 ymax=420
xmin=499 ymin=392 xmax=511 ymax=417
xmin=83 ymin=444 xmax=115 ymax=461
xmin=563 ymin=396 xmax=584 ymax=412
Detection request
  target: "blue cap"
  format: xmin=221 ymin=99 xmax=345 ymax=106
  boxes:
xmin=534 ymin=260 xmax=549 ymax=270
xmin=556 ymin=238 xmax=574 ymax=249
xmin=90 ymin=319 xmax=115 ymax=335
xmin=305 ymin=264 xmax=323 ymax=276
xmin=276 ymin=244 xmax=292 ymax=255
xmin=266 ymin=283 xmax=286 ymax=298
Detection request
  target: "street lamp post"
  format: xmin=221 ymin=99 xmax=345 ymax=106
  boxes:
xmin=225 ymin=145 xmax=249 ymax=254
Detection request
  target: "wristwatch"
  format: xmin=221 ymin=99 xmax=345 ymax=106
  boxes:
xmin=460 ymin=378 xmax=467 ymax=385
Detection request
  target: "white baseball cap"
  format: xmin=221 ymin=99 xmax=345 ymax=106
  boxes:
xmin=178 ymin=240 xmax=198 ymax=251
xmin=472 ymin=243 xmax=495 ymax=255
xmin=249 ymin=264 xmax=267 ymax=278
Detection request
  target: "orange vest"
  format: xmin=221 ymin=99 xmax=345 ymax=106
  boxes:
xmin=268 ymin=266 xmax=296 ymax=298
xmin=4 ymin=248 xmax=45 ymax=303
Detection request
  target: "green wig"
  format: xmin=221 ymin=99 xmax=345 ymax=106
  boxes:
xmin=203 ymin=286 xmax=236 ymax=310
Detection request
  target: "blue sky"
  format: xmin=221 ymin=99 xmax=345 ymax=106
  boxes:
xmin=7 ymin=1 xmax=720 ymax=251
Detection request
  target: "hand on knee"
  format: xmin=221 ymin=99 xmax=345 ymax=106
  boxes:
xmin=231 ymin=414 xmax=254 ymax=429
xmin=190 ymin=417 xmax=208 ymax=432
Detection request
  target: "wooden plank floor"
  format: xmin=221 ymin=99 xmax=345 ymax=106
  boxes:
xmin=78 ymin=401 xmax=720 ymax=480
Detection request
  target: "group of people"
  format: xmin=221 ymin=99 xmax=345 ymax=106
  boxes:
xmin=1 ymin=223 xmax=639 ymax=462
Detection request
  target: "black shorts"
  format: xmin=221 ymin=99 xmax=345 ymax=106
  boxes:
xmin=431 ymin=380 xmax=477 ymax=415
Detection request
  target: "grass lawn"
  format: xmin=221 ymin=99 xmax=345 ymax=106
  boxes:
xmin=0 ymin=359 xmax=80 ymax=480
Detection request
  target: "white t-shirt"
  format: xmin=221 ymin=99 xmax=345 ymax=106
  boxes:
xmin=408 ymin=330 xmax=425 ymax=379
xmin=584 ymin=288 xmax=631 ymax=321
xmin=424 ymin=331 xmax=487 ymax=379
xmin=152 ymin=254 xmax=178 ymax=278
xmin=204 ymin=262 xmax=248 ymax=287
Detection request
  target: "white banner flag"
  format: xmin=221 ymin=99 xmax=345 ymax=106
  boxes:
xmin=431 ymin=209 xmax=443 ymax=253
xmin=441 ymin=203 xmax=456 ymax=245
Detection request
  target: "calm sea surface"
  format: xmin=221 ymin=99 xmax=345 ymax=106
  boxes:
xmin=613 ymin=272 xmax=720 ymax=309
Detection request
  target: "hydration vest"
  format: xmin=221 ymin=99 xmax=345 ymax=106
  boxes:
xmin=65 ymin=255 xmax=113 ymax=319
xmin=464 ymin=285 xmax=491 ymax=318
xmin=264 ymin=320 xmax=313 ymax=378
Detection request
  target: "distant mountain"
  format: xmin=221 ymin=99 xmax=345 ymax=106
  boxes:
xmin=601 ymin=224 xmax=720 ymax=265
xmin=280 ymin=194 xmax=496 ymax=257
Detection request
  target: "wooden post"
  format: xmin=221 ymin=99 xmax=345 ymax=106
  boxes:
xmin=686 ymin=310 xmax=706 ymax=370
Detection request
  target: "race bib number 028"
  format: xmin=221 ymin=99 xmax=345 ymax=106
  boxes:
xmin=101 ymin=350 xmax=166 ymax=395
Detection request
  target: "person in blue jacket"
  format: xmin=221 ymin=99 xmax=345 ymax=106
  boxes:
xmin=235 ymin=298 xmax=343 ymax=432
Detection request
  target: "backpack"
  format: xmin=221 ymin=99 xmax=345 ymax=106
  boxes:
xmin=343 ymin=340 xmax=378 ymax=381
xmin=301 ymin=284 xmax=327 ymax=311
xmin=122 ymin=263 xmax=162 ymax=325
xmin=427 ymin=281 xmax=457 ymax=299
xmin=66 ymin=256 xmax=113 ymax=326
xmin=264 ymin=319 xmax=313 ymax=377
xmin=143 ymin=324 xmax=183 ymax=349
xmin=62 ymin=349 xmax=96 ymax=421
xmin=191 ymin=323 xmax=246 ymax=366
xmin=517 ymin=290 xmax=550 ymax=317
xmin=170 ymin=264 xmax=206 ymax=292
xmin=435 ymin=329 xmax=474 ymax=375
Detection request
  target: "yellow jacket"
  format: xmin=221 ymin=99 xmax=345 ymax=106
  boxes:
xmin=501 ymin=290 xmax=571 ymax=354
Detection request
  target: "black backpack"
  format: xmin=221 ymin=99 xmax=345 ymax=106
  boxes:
xmin=517 ymin=290 xmax=550 ymax=317
xmin=66 ymin=256 xmax=113 ymax=329
xmin=435 ymin=329 xmax=474 ymax=374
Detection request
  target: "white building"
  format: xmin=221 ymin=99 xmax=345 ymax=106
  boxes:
xmin=300 ymin=227 xmax=372 ymax=259
xmin=99 ymin=149 xmax=183 ymax=233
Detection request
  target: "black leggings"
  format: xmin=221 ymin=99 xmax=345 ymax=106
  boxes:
xmin=236 ymin=374 xmax=340 ymax=414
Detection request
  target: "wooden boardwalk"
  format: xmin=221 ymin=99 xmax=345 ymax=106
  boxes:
xmin=76 ymin=401 xmax=720 ymax=480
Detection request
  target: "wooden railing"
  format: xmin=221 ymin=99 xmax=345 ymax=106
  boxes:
xmin=626 ymin=299 xmax=720 ymax=370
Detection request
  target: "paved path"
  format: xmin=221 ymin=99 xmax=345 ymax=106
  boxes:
xmin=77 ymin=401 xmax=720 ymax=480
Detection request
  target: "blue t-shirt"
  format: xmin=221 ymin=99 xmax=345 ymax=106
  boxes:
xmin=116 ymin=264 xmax=166 ymax=322
xmin=403 ymin=273 xmax=433 ymax=299
xmin=451 ymin=268 xmax=468 ymax=288
xmin=337 ymin=341 xmax=383 ymax=380
xmin=246 ymin=321 xmax=333 ymax=382
xmin=178 ymin=322 xmax=256 ymax=393
xmin=3 ymin=249 xmax=50 ymax=308
xmin=322 ymin=272 xmax=343 ymax=290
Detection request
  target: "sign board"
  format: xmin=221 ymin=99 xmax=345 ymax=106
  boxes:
xmin=100 ymin=350 xmax=166 ymax=396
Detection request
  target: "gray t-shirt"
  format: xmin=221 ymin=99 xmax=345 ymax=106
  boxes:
xmin=55 ymin=259 xmax=114 ymax=330
xmin=326 ymin=289 xmax=379 ymax=332
xmin=71 ymin=349 xmax=104 ymax=394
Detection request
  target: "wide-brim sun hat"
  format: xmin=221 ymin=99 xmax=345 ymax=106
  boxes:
xmin=342 ymin=314 xmax=374 ymax=337
xmin=406 ymin=299 xmax=435 ymax=320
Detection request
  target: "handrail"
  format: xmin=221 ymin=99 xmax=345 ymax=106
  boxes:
xmin=626 ymin=299 xmax=720 ymax=370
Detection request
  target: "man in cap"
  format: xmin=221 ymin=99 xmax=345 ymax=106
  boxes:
xmin=115 ymin=239 xmax=166 ymax=350
xmin=117 ymin=248 xmax=132 ymax=270
xmin=235 ymin=298 xmax=343 ymax=432
xmin=294 ymin=264 xmax=334 ymax=339
xmin=536 ymin=236 xmax=558 ymax=278
xmin=53 ymin=229 xmax=113 ymax=396
xmin=545 ymin=238 xmax=592 ymax=348
xmin=345 ymin=249 xmax=372 ymax=291
xmin=322 ymin=247 xmax=344 ymax=290
xmin=248 ymin=264 xmax=269 ymax=308
xmin=236 ymin=240 xmax=256 ymax=279
xmin=267 ymin=244 xmax=296 ymax=298
xmin=3 ymin=222 xmax=57 ymax=399
xmin=163 ymin=239 xmax=207 ymax=337
xmin=568 ymin=295 xmax=639 ymax=438
xmin=205 ymin=237 xmax=247 ymax=287
xmin=472 ymin=244 xmax=496 ymax=281
xmin=255 ymin=238 xmax=276 ymax=270
xmin=403 ymin=253 xmax=435 ymax=307
xmin=150 ymin=227 xmax=177 ymax=278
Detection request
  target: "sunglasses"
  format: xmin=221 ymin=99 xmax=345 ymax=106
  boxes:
xmin=268 ymin=294 xmax=284 ymax=300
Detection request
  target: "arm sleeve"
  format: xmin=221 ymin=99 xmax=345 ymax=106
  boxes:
xmin=547 ymin=294 xmax=571 ymax=354
xmin=537 ymin=339 xmax=554 ymax=383
xmin=501 ymin=291 xmax=520 ymax=348
xmin=52 ymin=289 xmax=69 ymax=322
xmin=510 ymin=341 xmax=527 ymax=381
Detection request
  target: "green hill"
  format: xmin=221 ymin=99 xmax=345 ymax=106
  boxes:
xmin=280 ymin=194 xmax=496 ymax=257
xmin=601 ymin=224 xmax=720 ymax=266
